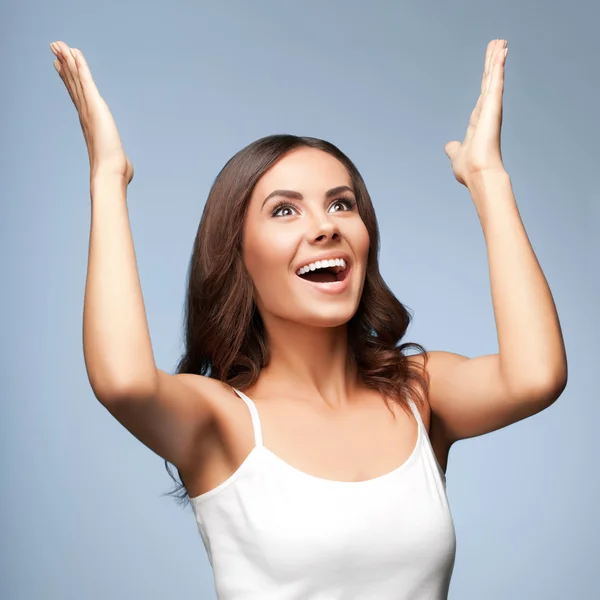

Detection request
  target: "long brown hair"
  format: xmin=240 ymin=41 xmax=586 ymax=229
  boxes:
xmin=164 ymin=134 xmax=429 ymax=507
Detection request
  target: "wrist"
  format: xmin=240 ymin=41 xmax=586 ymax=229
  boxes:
xmin=90 ymin=171 xmax=130 ymax=193
xmin=466 ymin=168 xmax=511 ymax=192
xmin=467 ymin=170 xmax=515 ymax=227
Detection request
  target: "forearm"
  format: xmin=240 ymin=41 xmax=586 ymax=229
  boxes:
xmin=83 ymin=175 xmax=158 ymax=401
xmin=469 ymin=170 xmax=567 ymax=398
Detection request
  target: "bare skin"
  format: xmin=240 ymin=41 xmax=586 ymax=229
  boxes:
xmin=182 ymin=376 xmax=441 ymax=500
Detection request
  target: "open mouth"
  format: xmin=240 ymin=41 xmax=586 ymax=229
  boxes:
xmin=295 ymin=262 xmax=351 ymax=292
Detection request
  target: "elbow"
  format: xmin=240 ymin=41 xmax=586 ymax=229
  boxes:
xmin=545 ymin=370 xmax=568 ymax=404
xmin=541 ymin=359 xmax=568 ymax=404
xmin=90 ymin=370 xmax=159 ymax=405
xmin=516 ymin=370 xmax=568 ymax=407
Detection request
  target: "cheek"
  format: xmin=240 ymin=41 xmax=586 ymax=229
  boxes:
xmin=245 ymin=231 xmax=297 ymax=289
xmin=353 ymin=222 xmax=371 ymax=282
xmin=351 ymin=220 xmax=371 ymax=256
xmin=268 ymin=228 xmax=300 ymax=257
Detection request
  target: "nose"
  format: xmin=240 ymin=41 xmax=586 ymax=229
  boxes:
xmin=309 ymin=216 xmax=342 ymax=243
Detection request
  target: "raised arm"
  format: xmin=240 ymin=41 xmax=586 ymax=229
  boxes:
xmin=50 ymin=41 xmax=216 ymax=471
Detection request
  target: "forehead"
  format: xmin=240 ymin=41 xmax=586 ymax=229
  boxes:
xmin=252 ymin=147 xmax=352 ymax=198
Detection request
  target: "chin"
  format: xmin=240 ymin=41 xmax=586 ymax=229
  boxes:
xmin=291 ymin=305 xmax=358 ymax=329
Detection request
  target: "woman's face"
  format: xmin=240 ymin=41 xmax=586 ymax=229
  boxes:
xmin=242 ymin=147 xmax=370 ymax=328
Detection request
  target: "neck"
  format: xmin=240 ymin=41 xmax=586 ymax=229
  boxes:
xmin=256 ymin=316 xmax=361 ymax=411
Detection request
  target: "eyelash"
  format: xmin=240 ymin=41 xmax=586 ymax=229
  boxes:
xmin=271 ymin=196 xmax=357 ymax=218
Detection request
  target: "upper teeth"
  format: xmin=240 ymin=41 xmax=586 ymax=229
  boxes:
xmin=296 ymin=258 xmax=347 ymax=276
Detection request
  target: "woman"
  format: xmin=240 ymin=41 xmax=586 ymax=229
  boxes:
xmin=50 ymin=38 xmax=567 ymax=599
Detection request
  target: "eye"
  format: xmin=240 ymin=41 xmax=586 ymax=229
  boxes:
xmin=331 ymin=196 xmax=357 ymax=212
xmin=271 ymin=196 xmax=357 ymax=218
xmin=271 ymin=200 xmax=300 ymax=218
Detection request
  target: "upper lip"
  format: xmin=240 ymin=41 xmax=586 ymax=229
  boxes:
xmin=295 ymin=251 xmax=352 ymax=274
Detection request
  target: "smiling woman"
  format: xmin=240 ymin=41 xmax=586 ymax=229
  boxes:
xmin=164 ymin=135 xmax=449 ymax=597
xmin=53 ymin=34 xmax=567 ymax=600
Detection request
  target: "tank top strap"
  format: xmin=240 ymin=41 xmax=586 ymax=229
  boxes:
xmin=407 ymin=397 xmax=424 ymax=429
xmin=232 ymin=388 xmax=264 ymax=447
xmin=406 ymin=396 xmax=447 ymax=483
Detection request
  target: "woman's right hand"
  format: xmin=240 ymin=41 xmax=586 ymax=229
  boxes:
xmin=50 ymin=41 xmax=134 ymax=185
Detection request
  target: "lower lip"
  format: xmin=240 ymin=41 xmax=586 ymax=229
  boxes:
xmin=295 ymin=265 xmax=352 ymax=295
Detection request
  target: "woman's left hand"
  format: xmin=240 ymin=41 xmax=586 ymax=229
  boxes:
xmin=444 ymin=39 xmax=508 ymax=188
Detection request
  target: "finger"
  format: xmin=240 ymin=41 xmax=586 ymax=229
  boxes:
xmin=52 ymin=44 xmax=79 ymax=106
xmin=473 ymin=40 xmax=496 ymax=135
xmin=464 ymin=93 xmax=483 ymax=145
xmin=479 ymin=51 xmax=506 ymax=136
xmin=54 ymin=42 xmax=80 ymax=105
xmin=70 ymin=48 xmax=85 ymax=95
xmin=444 ymin=140 xmax=461 ymax=161
xmin=481 ymin=40 xmax=495 ymax=96
xmin=72 ymin=48 xmax=100 ymax=99
xmin=70 ymin=48 xmax=88 ymax=106
xmin=63 ymin=44 xmax=84 ymax=106
xmin=481 ymin=39 xmax=496 ymax=96
xmin=486 ymin=42 xmax=507 ymax=96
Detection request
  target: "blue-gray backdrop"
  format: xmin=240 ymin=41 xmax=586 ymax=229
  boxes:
xmin=2 ymin=0 xmax=598 ymax=598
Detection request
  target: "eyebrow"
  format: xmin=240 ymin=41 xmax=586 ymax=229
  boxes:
xmin=261 ymin=185 xmax=355 ymax=210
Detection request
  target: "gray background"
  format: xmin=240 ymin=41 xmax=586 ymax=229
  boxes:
xmin=2 ymin=0 xmax=598 ymax=598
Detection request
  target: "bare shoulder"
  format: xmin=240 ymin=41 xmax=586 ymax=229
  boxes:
xmin=410 ymin=348 xmax=563 ymax=446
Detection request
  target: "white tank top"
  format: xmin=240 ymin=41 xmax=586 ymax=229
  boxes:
xmin=190 ymin=387 xmax=456 ymax=599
